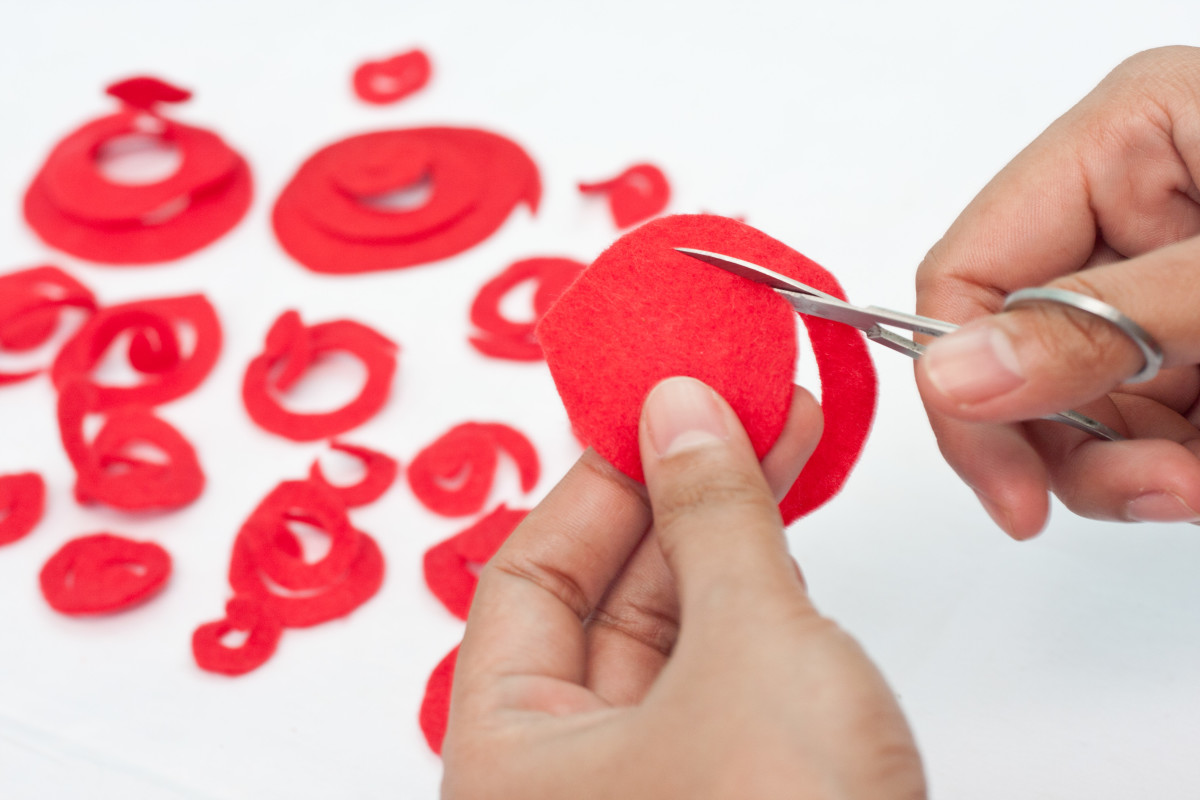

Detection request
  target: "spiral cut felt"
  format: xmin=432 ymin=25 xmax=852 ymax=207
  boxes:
xmin=0 ymin=472 xmax=45 ymax=546
xmin=407 ymin=422 xmax=539 ymax=517
xmin=424 ymin=504 xmax=528 ymax=620
xmin=468 ymin=256 xmax=585 ymax=361
xmin=419 ymin=645 xmax=458 ymax=755
xmin=308 ymin=441 xmax=399 ymax=508
xmin=0 ymin=265 xmax=96 ymax=385
xmin=40 ymin=533 xmax=171 ymax=614
xmin=578 ymin=163 xmax=670 ymax=229
xmin=352 ymin=50 xmax=431 ymax=105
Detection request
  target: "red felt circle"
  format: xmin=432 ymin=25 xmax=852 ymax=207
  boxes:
xmin=0 ymin=472 xmax=46 ymax=546
xmin=407 ymin=423 xmax=539 ymax=517
xmin=423 ymin=504 xmax=527 ymax=620
xmin=352 ymin=50 xmax=432 ymax=105
xmin=192 ymin=596 xmax=285 ymax=676
xmin=468 ymin=256 xmax=585 ymax=362
xmin=39 ymin=533 xmax=171 ymax=614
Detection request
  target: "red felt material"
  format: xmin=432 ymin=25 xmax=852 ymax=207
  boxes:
xmin=23 ymin=83 xmax=252 ymax=264
xmin=39 ymin=533 xmax=171 ymax=614
xmin=192 ymin=596 xmax=284 ymax=676
xmin=579 ymin=163 xmax=670 ymax=229
xmin=0 ymin=265 xmax=96 ymax=384
xmin=242 ymin=311 xmax=398 ymax=441
xmin=51 ymin=294 xmax=222 ymax=409
xmin=537 ymin=214 xmax=877 ymax=520
xmin=272 ymin=127 xmax=540 ymax=273
xmin=407 ymin=422 xmax=539 ymax=517
xmin=57 ymin=381 xmax=205 ymax=511
xmin=419 ymin=645 xmax=458 ymax=755
xmin=0 ymin=472 xmax=45 ymax=546
xmin=309 ymin=441 xmax=399 ymax=508
xmin=424 ymin=504 xmax=527 ymax=620
xmin=353 ymin=50 xmax=431 ymax=105
xmin=468 ymin=257 xmax=585 ymax=362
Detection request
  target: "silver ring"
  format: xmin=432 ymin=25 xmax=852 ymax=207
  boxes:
xmin=1002 ymin=287 xmax=1164 ymax=384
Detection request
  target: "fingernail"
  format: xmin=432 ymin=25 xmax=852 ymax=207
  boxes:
xmin=924 ymin=324 xmax=1025 ymax=406
xmin=1126 ymin=492 xmax=1200 ymax=522
xmin=645 ymin=377 xmax=729 ymax=457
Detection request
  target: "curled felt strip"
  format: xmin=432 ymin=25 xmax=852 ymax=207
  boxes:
xmin=424 ymin=504 xmax=527 ymax=620
xmin=272 ymin=127 xmax=540 ymax=273
xmin=242 ymin=311 xmax=398 ymax=441
xmin=353 ymin=50 xmax=432 ymax=105
xmin=579 ymin=163 xmax=671 ymax=229
xmin=309 ymin=441 xmax=399 ymax=508
xmin=0 ymin=472 xmax=46 ymax=546
xmin=57 ymin=381 xmax=204 ymax=511
xmin=407 ymin=423 xmax=539 ymax=517
xmin=192 ymin=595 xmax=284 ymax=676
xmin=537 ymin=214 xmax=877 ymax=522
xmin=0 ymin=265 xmax=96 ymax=384
xmin=39 ymin=533 xmax=171 ymax=614
xmin=51 ymin=294 xmax=221 ymax=410
xmin=468 ymin=257 xmax=585 ymax=362
xmin=419 ymin=645 xmax=458 ymax=755
xmin=23 ymin=80 xmax=252 ymax=264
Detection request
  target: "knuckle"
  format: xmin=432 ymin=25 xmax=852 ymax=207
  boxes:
xmin=486 ymin=555 xmax=593 ymax=621
xmin=588 ymin=598 xmax=679 ymax=658
xmin=1018 ymin=275 xmax=1141 ymax=375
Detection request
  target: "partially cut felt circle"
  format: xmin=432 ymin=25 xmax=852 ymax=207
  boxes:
xmin=537 ymin=214 xmax=876 ymax=521
xmin=419 ymin=645 xmax=458 ymax=756
xmin=407 ymin=422 xmax=539 ymax=517
xmin=468 ymin=257 xmax=585 ymax=362
xmin=308 ymin=441 xmax=400 ymax=508
xmin=192 ymin=595 xmax=284 ymax=676
xmin=39 ymin=533 xmax=171 ymax=614
xmin=424 ymin=504 xmax=528 ymax=620
xmin=0 ymin=472 xmax=46 ymax=546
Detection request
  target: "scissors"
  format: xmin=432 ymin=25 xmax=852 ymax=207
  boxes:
xmin=674 ymin=247 xmax=1123 ymax=442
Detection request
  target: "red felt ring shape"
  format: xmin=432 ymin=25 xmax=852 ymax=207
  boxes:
xmin=353 ymin=50 xmax=432 ymax=105
xmin=272 ymin=127 xmax=540 ymax=273
xmin=23 ymin=78 xmax=252 ymax=264
xmin=242 ymin=311 xmax=398 ymax=441
xmin=423 ymin=504 xmax=527 ymax=620
xmin=468 ymin=257 xmax=585 ymax=362
xmin=536 ymin=214 xmax=877 ymax=523
xmin=579 ymin=163 xmax=670 ymax=229
xmin=308 ymin=441 xmax=400 ymax=508
xmin=39 ymin=533 xmax=171 ymax=614
xmin=0 ymin=265 xmax=96 ymax=384
xmin=51 ymin=293 xmax=222 ymax=410
xmin=0 ymin=472 xmax=46 ymax=546
xmin=419 ymin=645 xmax=459 ymax=756
xmin=192 ymin=595 xmax=285 ymax=676
xmin=407 ymin=422 xmax=539 ymax=517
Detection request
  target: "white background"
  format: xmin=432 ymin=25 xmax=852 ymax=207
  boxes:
xmin=2 ymin=1 xmax=1200 ymax=797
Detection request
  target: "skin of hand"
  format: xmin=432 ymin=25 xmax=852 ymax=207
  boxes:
xmin=914 ymin=46 xmax=1200 ymax=539
xmin=441 ymin=377 xmax=925 ymax=800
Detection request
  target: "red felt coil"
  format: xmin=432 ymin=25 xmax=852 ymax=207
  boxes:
xmin=0 ymin=472 xmax=46 ymax=546
xmin=39 ymin=533 xmax=171 ymax=614
xmin=308 ymin=440 xmax=400 ymax=508
xmin=352 ymin=50 xmax=432 ymax=105
xmin=468 ymin=257 xmax=585 ymax=362
xmin=579 ymin=163 xmax=670 ymax=229
xmin=192 ymin=596 xmax=285 ymax=676
xmin=424 ymin=504 xmax=528 ymax=620
xmin=407 ymin=422 xmax=539 ymax=517
xmin=419 ymin=645 xmax=459 ymax=755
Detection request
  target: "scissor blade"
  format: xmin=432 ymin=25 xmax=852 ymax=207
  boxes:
xmin=673 ymin=248 xmax=839 ymax=300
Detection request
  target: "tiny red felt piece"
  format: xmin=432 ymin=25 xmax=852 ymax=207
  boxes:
xmin=407 ymin=423 xmax=539 ymax=517
xmin=0 ymin=265 xmax=96 ymax=384
xmin=419 ymin=645 xmax=459 ymax=755
xmin=51 ymin=294 xmax=221 ymax=409
xmin=537 ymin=214 xmax=877 ymax=521
xmin=579 ymin=163 xmax=670 ymax=229
xmin=0 ymin=472 xmax=45 ymax=546
xmin=309 ymin=441 xmax=399 ymax=508
xmin=40 ymin=533 xmax=171 ymax=614
xmin=192 ymin=595 xmax=285 ymax=676
xmin=242 ymin=311 xmax=398 ymax=441
xmin=24 ymin=80 xmax=252 ymax=264
xmin=469 ymin=257 xmax=586 ymax=362
xmin=353 ymin=50 xmax=431 ymax=105
xmin=272 ymin=127 xmax=540 ymax=273
xmin=424 ymin=504 xmax=527 ymax=620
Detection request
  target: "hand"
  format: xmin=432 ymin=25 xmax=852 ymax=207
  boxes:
xmin=914 ymin=46 xmax=1200 ymax=538
xmin=441 ymin=377 xmax=924 ymax=799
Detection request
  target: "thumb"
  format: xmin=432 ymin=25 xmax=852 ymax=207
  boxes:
xmin=916 ymin=235 xmax=1200 ymax=423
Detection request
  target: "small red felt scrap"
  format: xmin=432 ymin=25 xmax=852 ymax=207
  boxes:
xmin=353 ymin=50 xmax=431 ymax=105
xmin=424 ymin=504 xmax=527 ymax=620
xmin=469 ymin=257 xmax=586 ymax=361
xmin=407 ymin=423 xmax=539 ymax=517
xmin=192 ymin=596 xmax=284 ymax=676
xmin=242 ymin=311 xmax=398 ymax=441
xmin=24 ymin=77 xmax=252 ymax=264
xmin=39 ymin=533 xmax=171 ymax=614
xmin=537 ymin=214 xmax=877 ymax=522
xmin=309 ymin=441 xmax=399 ymax=508
xmin=272 ymin=127 xmax=540 ymax=273
xmin=51 ymin=294 xmax=222 ymax=410
xmin=0 ymin=266 xmax=96 ymax=385
xmin=579 ymin=164 xmax=670 ymax=229
xmin=57 ymin=380 xmax=205 ymax=511
xmin=419 ymin=645 xmax=459 ymax=755
xmin=0 ymin=472 xmax=45 ymax=546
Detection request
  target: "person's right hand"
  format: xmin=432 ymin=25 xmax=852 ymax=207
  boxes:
xmin=914 ymin=46 xmax=1200 ymax=539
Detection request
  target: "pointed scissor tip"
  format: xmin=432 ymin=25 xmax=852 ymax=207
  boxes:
xmin=673 ymin=247 xmax=827 ymax=297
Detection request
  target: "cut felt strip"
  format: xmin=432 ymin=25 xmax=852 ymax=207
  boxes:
xmin=537 ymin=214 xmax=876 ymax=522
xmin=407 ymin=423 xmax=539 ymax=517
xmin=468 ymin=257 xmax=585 ymax=362
xmin=309 ymin=441 xmax=399 ymax=508
xmin=579 ymin=163 xmax=670 ymax=229
xmin=0 ymin=265 xmax=96 ymax=384
xmin=0 ymin=472 xmax=45 ymax=546
xmin=419 ymin=645 xmax=458 ymax=755
xmin=353 ymin=50 xmax=431 ymax=105
xmin=51 ymin=294 xmax=221 ymax=410
xmin=192 ymin=595 xmax=284 ymax=676
xmin=424 ymin=504 xmax=527 ymax=620
xmin=242 ymin=311 xmax=398 ymax=441
xmin=39 ymin=533 xmax=171 ymax=614
xmin=57 ymin=381 xmax=204 ymax=511
xmin=272 ymin=127 xmax=540 ymax=273
xmin=23 ymin=79 xmax=252 ymax=264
